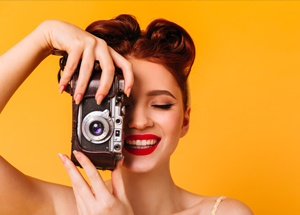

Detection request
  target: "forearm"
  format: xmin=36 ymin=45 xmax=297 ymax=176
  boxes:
xmin=0 ymin=21 xmax=51 ymax=113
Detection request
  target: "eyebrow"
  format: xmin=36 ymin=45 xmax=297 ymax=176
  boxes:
xmin=146 ymin=90 xmax=176 ymax=99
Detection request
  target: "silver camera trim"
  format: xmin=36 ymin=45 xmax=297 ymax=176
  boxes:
xmin=76 ymin=76 xmax=124 ymax=159
xmin=81 ymin=110 xmax=114 ymax=144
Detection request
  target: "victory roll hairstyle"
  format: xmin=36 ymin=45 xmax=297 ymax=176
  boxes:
xmin=86 ymin=14 xmax=195 ymax=110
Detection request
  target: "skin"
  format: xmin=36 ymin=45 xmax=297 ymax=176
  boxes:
xmin=0 ymin=20 xmax=254 ymax=215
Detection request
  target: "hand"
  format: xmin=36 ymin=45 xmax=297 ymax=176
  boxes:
xmin=42 ymin=20 xmax=133 ymax=104
xmin=58 ymin=152 xmax=134 ymax=215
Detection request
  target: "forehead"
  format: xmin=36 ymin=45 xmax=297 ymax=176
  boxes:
xmin=127 ymin=58 xmax=181 ymax=96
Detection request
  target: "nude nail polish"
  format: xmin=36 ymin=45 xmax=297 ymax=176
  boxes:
xmin=73 ymin=150 xmax=81 ymax=160
xmin=126 ymin=87 xmax=131 ymax=97
xmin=75 ymin=94 xmax=82 ymax=104
xmin=59 ymin=85 xmax=65 ymax=94
xmin=96 ymin=95 xmax=104 ymax=105
xmin=58 ymin=153 xmax=66 ymax=164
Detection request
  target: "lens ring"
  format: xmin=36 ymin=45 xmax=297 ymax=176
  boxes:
xmin=82 ymin=110 xmax=114 ymax=144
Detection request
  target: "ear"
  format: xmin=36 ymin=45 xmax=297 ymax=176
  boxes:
xmin=180 ymin=106 xmax=191 ymax=138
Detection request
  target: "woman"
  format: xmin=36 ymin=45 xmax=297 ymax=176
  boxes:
xmin=0 ymin=15 xmax=253 ymax=215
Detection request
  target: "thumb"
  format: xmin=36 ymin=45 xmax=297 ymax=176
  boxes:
xmin=111 ymin=157 xmax=127 ymax=201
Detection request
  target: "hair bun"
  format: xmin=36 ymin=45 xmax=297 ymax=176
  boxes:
xmin=85 ymin=14 xmax=141 ymax=55
xmin=140 ymin=19 xmax=195 ymax=78
xmin=146 ymin=19 xmax=185 ymax=52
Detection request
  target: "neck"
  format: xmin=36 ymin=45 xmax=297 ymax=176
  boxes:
xmin=121 ymin=160 xmax=182 ymax=215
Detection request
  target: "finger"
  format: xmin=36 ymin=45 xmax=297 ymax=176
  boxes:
xmin=73 ymin=49 xmax=95 ymax=104
xmin=108 ymin=47 xmax=134 ymax=97
xmin=73 ymin=150 xmax=112 ymax=201
xmin=58 ymin=153 xmax=95 ymax=208
xmin=94 ymin=42 xmax=115 ymax=104
xmin=59 ymin=48 xmax=82 ymax=91
xmin=73 ymin=185 xmax=89 ymax=215
xmin=111 ymin=157 xmax=127 ymax=202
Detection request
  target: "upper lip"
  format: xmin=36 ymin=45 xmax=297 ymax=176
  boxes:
xmin=124 ymin=134 xmax=161 ymax=141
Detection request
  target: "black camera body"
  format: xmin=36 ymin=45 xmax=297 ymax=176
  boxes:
xmin=72 ymin=71 xmax=125 ymax=170
xmin=53 ymin=50 xmax=125 ymax=170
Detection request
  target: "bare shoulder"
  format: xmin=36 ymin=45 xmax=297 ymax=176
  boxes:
xmin=0 ymin=155 xmax=76 ymax=215
xmin=172 ymin=188 xmax=253 ymax=215
xmin=34 ymin=177 xmax=77 ymax=215
xmin=211 ymin=197 xmax=253 ymax=215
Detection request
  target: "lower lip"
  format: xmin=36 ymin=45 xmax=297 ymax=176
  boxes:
xmin=124 ymin=140 xmax=160 ymax=156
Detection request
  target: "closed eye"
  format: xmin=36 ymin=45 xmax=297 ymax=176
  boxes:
xmin=151 ymin=104 xmax=174 ymax=110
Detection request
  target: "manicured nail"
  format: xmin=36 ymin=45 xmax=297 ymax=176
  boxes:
xmin=58 ymin=153 xmax=66 ymax=164
xmin=59 ymin=85 xmax=65 ymax=94
xmin=96 ymin=95 xmax=104 ymax=105
xmin=73 ymin=150 xmax=81 ymax=160
xmin=119 ymin=156 xmax=124 ymax=167
xmin=126 ymin=87 xmax=131 ymax=97
xmin=75 ymin=94 xmax=82 ymax=105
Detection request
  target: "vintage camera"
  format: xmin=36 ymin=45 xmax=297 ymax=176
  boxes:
xmin=52 ymin=50 xmax=125 ymax=170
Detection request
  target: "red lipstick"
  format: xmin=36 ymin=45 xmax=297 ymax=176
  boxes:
xmin=124 ymin=134 xmax=161 ymax=156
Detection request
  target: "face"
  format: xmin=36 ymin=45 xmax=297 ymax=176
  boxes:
xmin=122 ymin=58 xmax=190 ymax=173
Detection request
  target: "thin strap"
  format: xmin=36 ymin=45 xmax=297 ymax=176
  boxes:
xmin=211 ymin=196 xmax=226 ymax=215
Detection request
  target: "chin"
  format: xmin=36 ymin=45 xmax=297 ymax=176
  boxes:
xmin=122 ymin=153 xmax=167 ymax=173
xmin=123 ymin=158 xmax=154 ymax=173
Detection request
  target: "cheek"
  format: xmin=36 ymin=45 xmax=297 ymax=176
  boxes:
xmin=154 ymin=109 xmax=183 ymax=143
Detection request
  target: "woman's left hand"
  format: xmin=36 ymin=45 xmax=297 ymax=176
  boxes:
xmin=58 ymin=151 xmax=134 ymax=215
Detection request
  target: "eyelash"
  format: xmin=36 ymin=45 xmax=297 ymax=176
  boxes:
xmin=124 ymin=104 xmax=174 ymax=110
xmin=151 ymin=104 xmax=174 ymax=110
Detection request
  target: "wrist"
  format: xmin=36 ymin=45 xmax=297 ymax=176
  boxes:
xmin=34 ymin=20 xmax=56 ymax=55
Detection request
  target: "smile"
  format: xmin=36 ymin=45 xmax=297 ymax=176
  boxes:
xmin=124 ymin=134 xmax=161 ymax=156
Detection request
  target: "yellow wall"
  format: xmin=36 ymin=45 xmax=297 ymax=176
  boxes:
xmin=1 ymin=1 xmax=299 ymax=214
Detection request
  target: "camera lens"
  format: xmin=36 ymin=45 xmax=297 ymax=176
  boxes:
xmin=89 ymin=121 xmax=104 ymax=136
xmin=81 ymin=110 xmax=114 ymax=144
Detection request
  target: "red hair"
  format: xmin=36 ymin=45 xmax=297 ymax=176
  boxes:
xmin=86 ymin=14 xmax=195 ymax=110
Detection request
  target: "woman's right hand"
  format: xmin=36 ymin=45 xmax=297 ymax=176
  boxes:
xmin=0 ymin=20 xmax=133 ymax=113
xmin=42 ymin=20 xmax=133 ymax=104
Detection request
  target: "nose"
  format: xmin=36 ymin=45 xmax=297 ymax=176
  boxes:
xmin=127 ymin=104 xmax=154 ymax=130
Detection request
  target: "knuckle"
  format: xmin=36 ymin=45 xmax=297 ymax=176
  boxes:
xmin=105 ymin=64 xmax=115 ymax=74
xmin=67 ymin=62 xmax=79 ymax=73
xmin=72 ymin=39 xmax=84 ymax=49
xmin=60 ymin=75 xmax=71 ymax=85
xmin=71 ymin=180 xmax=80 ymax=189
xmin=97 ymin=38 xmax=107 ymax=47
xmin=75 ymin=82 xmax=86 ymax=91
xmin=126 ymin=61 xmax=133 ymax=71
xmin=80 ymin=63 xmax=93 ymax=73
xmin=121 ymin=60 xmax=132 ymax=71
xmin=89 ymin=205 xmax=101 ymax=215
xmin=102 ymin=199 xmax=115 ymax=210
xmin=86 ymin=36 xmax=97 ymax=47
xmin=64 ymin=162 xmax=72 ymax=172
xmin=88 ymin=172 xmax=99 ymax=182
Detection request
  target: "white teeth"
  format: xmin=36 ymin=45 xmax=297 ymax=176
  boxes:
xmin=125 ymin=139 xmax=158 ymax=147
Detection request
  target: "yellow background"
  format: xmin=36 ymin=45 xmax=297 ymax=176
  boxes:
xmin=0 ymin=1 xmax=299 ymax=214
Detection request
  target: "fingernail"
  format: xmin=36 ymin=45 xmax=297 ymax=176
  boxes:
xmin=119 ymin=156 xmax=124 ymax=167
xmin=96 ymin=95 xmax=104 ymax=105
xmin=75 ymin=94 xmax=82 ymax=105
xmin=73 ymin=150 xmax=81 ymax=160
xmin=58 ymin=153 xmax=66 ymax=164
xmin=59 ymin=85 xmax=65 ymax=94
xmin=126 ymin=87 xmax=131 ymax=97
